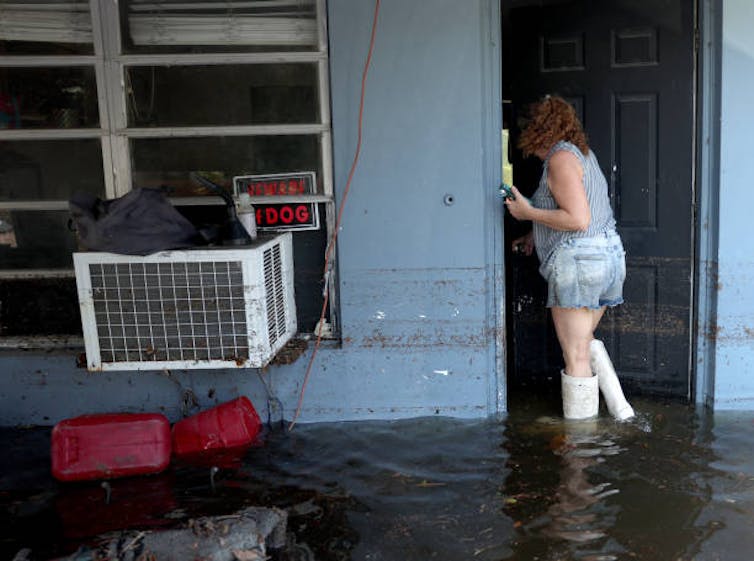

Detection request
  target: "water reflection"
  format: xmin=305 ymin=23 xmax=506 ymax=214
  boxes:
xmin=503 ymin=414 xmax=637 ymax=560
xmin=501 ymin=399 xmax=726 ymax=561
xmin=4 ymin=399 xmax=754 ymax=560
xmin=540 ymin=421 xmax=620 ymax=545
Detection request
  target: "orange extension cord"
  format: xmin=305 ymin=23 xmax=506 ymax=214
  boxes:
xmin=288 ymin=0 xmax=382 ymax=430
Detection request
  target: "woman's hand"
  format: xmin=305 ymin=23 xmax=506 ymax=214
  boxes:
xmin=503 ymin=185 xmax=532 ymax=221
xmin=511 ymin=231 xmax=534 ymax=256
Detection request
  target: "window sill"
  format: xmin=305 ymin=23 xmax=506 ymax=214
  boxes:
xmin=0 ymin=334 xmax=341 ymax=355
xmin=0 ymin=335 xmax=84 ymax=351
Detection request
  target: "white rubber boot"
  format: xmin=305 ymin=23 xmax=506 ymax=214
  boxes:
xmin=561 ymin=370 xmax=599 ymax=420
xmin=590 ymin=339 xmax=635 ymax=421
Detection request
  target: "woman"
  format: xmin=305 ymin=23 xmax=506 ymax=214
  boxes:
xmin=505 ymin=95 xmax=634 ymax=421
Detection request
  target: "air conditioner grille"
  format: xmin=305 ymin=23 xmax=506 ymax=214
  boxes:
xmin=263 ymin=243 xmax=286 ymax=345
xmin=75 ymin=234 xmax=296 ymax=370
xmin=89 ymin=260 xmax=250 ymax=363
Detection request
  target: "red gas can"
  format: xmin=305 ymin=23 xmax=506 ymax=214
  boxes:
xmin=172 ymin=396 xmax=262 ymax=457
xmin=51 ymin=413 xmax=171 ymax=482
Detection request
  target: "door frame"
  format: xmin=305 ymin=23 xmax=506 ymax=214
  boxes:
xmin=493 ymin=0 xmax=719 ymax=411
xmin=692 ymin=0 xmax=722 ymax=408
xmin=482 ymin=0 xmax=507 ymax=416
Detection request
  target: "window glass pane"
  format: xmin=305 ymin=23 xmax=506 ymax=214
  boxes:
xmin=121 ymin=0 xmax=318 ymax=54
xmin=0 ymin=1 xmax=93 ymax=55
xmin=291 ymin=209 xmax=327 ymax=332
xmin=0 ymin=210 xmax=77 ymax=269
xmin=0 ymin=67 xmax=99 ymax=129
xmin=126 ymin=64 xmax=318 ymax=127
xmin=0 ymin=278 xmax=80 ymax=334
xmin=131 ymin=135 xmax=322 ymax=195
xmin=0 ymin=140 xmax=105 ymax=201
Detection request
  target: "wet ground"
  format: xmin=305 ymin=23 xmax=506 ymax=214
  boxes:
xmin=3 ymin=393 xmax=754 ymax=561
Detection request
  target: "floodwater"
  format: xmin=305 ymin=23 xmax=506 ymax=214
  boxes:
xmin=3 ymin=392 xmax=754 ymax=561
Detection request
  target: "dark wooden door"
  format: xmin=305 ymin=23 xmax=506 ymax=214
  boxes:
xmin=503 ymin=0 xmax=695 ymax=398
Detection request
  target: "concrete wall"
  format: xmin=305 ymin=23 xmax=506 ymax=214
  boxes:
xmin=709 ymin=0 xmax=754 ymax=408
xmin=0 ymin=0 xmax=504 ymax=425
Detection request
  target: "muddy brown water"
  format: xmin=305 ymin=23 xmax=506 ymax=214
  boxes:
xmin=2 ymin=394 xmax=754 ymax=560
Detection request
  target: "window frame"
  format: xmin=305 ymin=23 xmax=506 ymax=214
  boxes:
xmin=0 ymin=0 xmax=338 ymax=336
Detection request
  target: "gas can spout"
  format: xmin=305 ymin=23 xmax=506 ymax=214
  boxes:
xmin=101 ymin=481 xmax=112 ymax=504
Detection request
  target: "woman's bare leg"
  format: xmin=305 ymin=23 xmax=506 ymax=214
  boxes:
xmin=586 ymin=306 xmax=635 ymax=419
xmin=551 ymin=306 xmax=595 ymax=378
xmin=590 ymin=307 xmax=606 ymax=334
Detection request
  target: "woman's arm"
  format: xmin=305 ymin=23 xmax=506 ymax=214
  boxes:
xmin=505 ymin=150 xmax=591 ymax=231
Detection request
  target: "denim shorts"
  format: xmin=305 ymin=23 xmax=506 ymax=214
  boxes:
xmin=539 ymin=231 xmax=626 ymax=309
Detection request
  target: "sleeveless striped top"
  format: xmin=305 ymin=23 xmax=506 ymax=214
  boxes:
xmin=532 ymin=140 xmax=616 ymax=265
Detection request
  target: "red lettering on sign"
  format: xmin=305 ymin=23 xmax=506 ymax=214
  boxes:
xmin=280 ymin=206 xmax=294 ymax=224
xmin=253 ymin=203 xmax=316 ymax=229
xmin=295 ymin=205 xmax=310 ymax=222
xmin=241 ymin=176 xmax=311 ymax=197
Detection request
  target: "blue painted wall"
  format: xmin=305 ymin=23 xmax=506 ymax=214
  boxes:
xmin=6 ymin=0 xmax=754 ymax=422
xmin=0 ymin=0 xmax=505 ymax=425
xmin=709 ymin=0 xmax=754 ymax=408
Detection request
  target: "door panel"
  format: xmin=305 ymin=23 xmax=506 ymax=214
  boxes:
xmin=503 ymin=0 xmax=695 ymax=398
xmin=613 ymin=93 xmax=658 ymax=228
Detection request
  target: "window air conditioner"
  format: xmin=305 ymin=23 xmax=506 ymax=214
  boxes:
xmin=74 ymin=233 xmax=296 ymax=371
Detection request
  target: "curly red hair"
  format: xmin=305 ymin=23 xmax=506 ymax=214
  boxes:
xmin=517 ymin=96 xmax=589 ymax=158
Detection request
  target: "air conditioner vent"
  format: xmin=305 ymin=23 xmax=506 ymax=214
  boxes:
xmin=74 ymin=233 xmax=296 ymax=371
xmin=263 ymin=243 xmax=286 ymax=346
